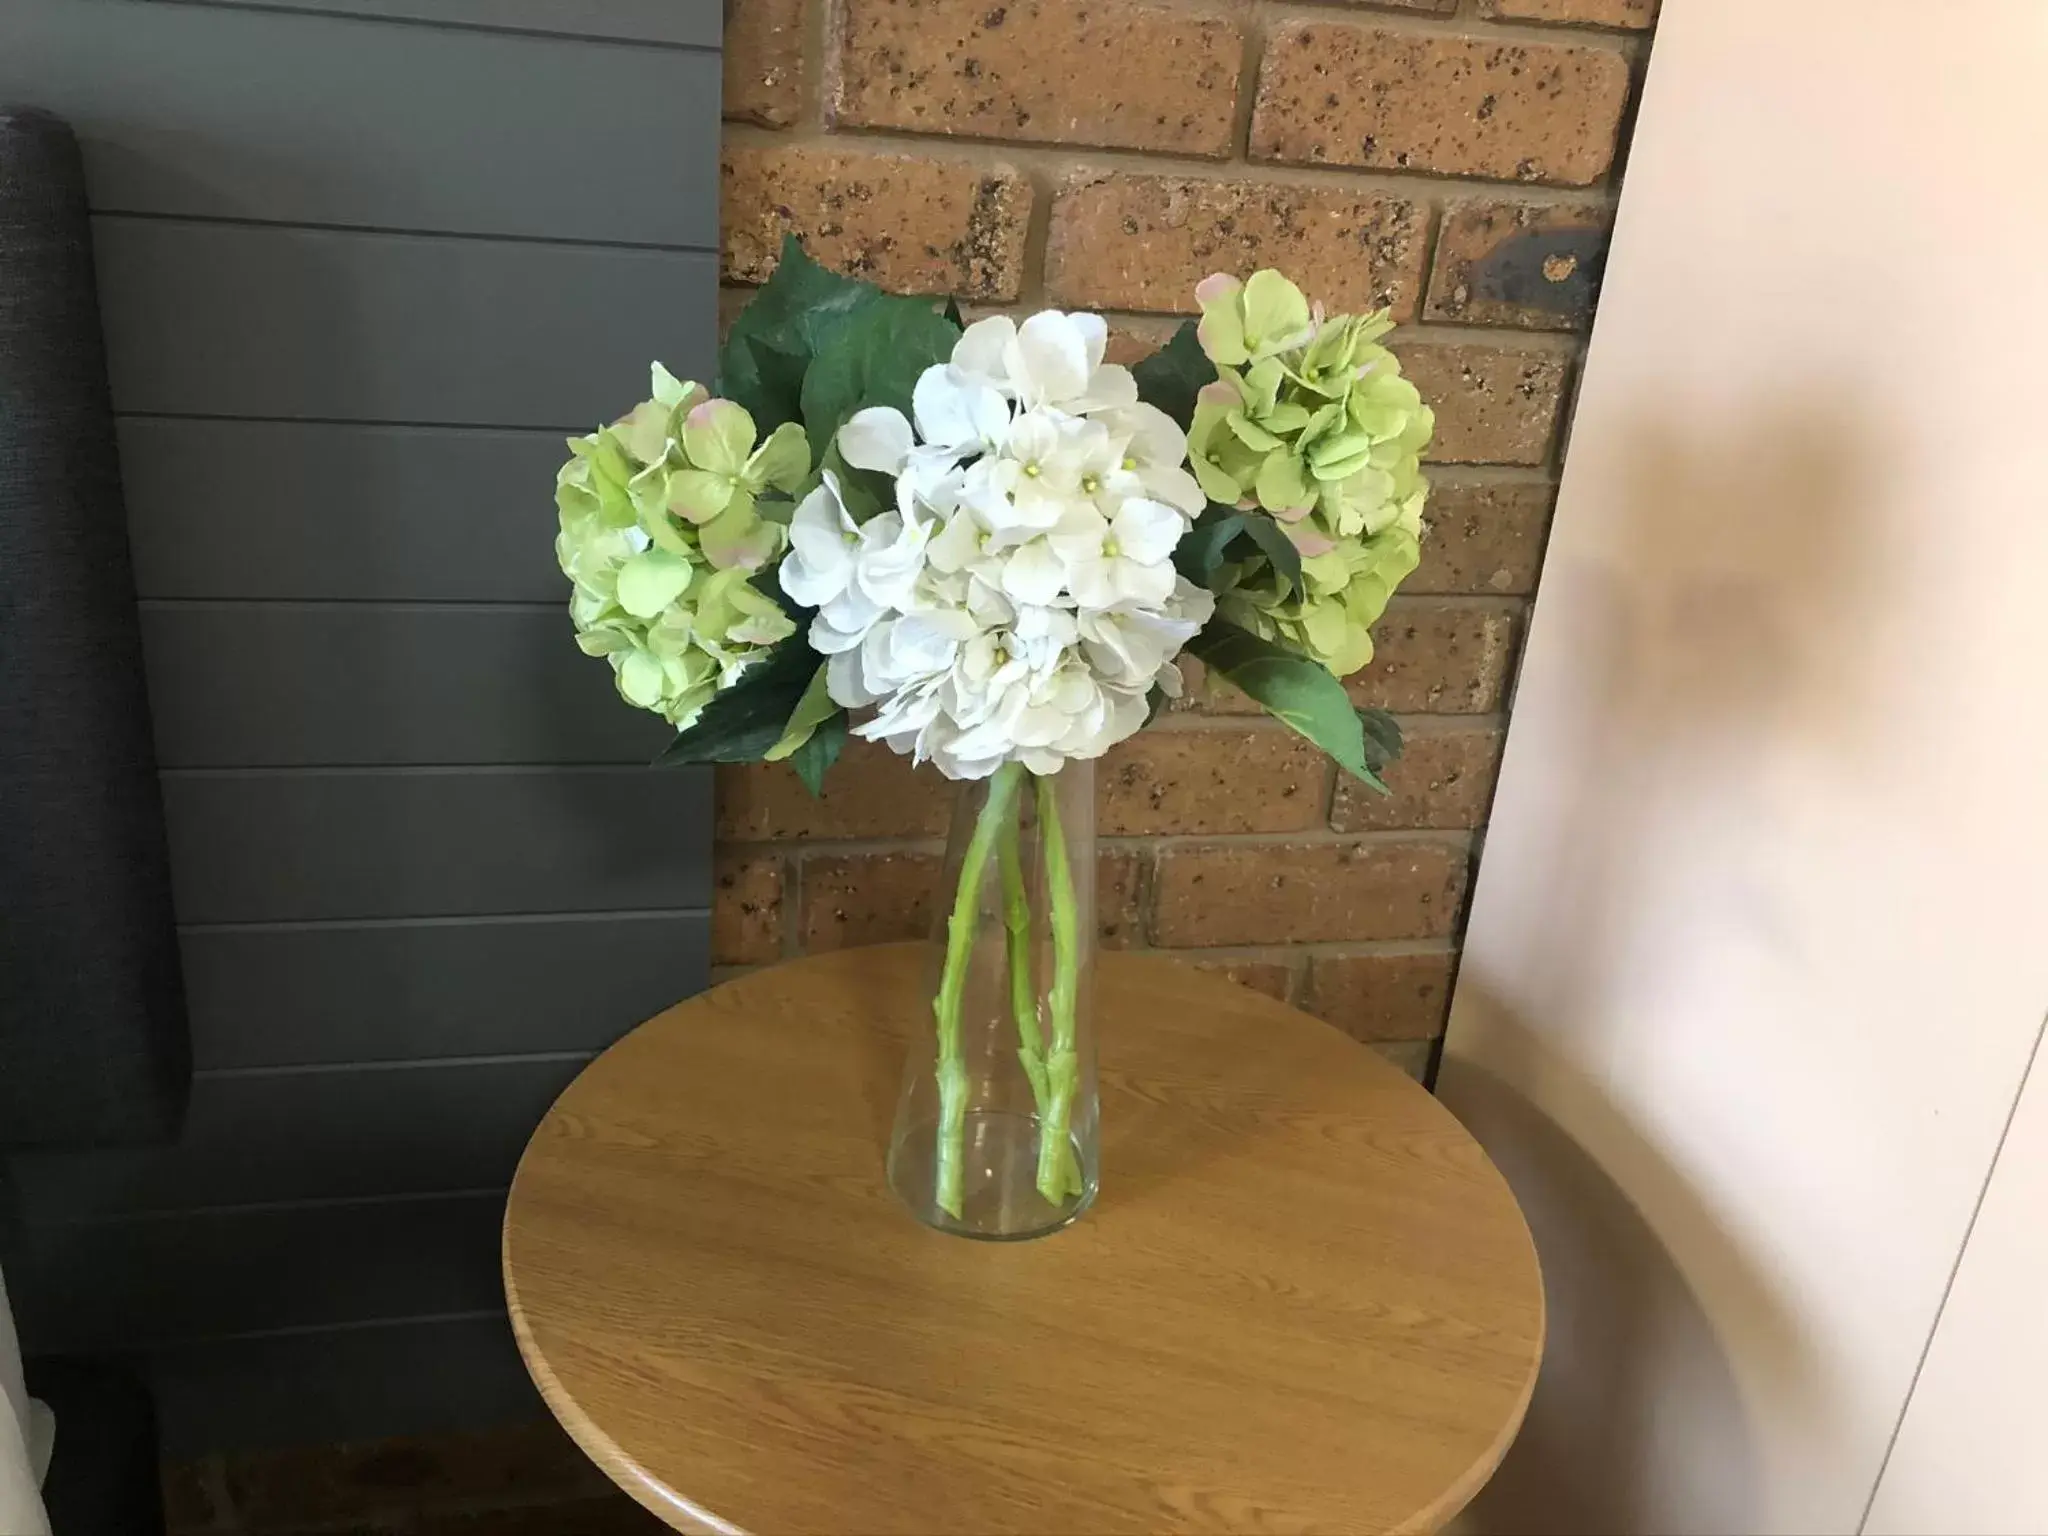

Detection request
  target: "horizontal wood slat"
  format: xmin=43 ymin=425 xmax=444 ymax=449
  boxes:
xmin=120 ymin=420 xmax=571 ymax=602
xmin=141 ymin=605 xmax=671 ymax=767
xmin=95 ymin=218 xmax=717 ymax=426
xmin=11 ymin=1193 xmax=507 ymax=1351
xmin=144 ymin=0 xmax=722 ymax=48
xmin=10 ymin=1059 xmax=582 ymax=1221
xmin=151 ymin=1313 xmax=542 ymax=1459
xmin=180 ymin=912 xmax=702 ymax=1069
xmin=4 ymin=2 xmax=718 ymax=243
xmin=160 ymin=767 xmax=713 ymax=923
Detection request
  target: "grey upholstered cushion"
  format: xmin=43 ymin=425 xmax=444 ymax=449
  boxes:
xmin=0 ymin=108 xmax=190 ymax=1149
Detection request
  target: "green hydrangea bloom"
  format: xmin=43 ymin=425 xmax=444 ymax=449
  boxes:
xmin=1189 ymin=271 xmax=1434 ymax=678
xmin=556 ymin=363 xmax=807 ymax=728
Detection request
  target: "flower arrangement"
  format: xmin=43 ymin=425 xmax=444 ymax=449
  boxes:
xmin=555 ymin=239 xmax=1433 ymax=1234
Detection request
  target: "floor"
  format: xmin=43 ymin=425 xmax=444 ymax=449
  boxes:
xmin=162 ymin=1421 xmax=669 ymax=1536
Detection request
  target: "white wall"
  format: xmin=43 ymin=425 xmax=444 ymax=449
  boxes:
xmin=1866 ymin=1032 xmax=2048 ymax=1535
xmin=1437 ymin=2 xmax=2048 ymax=1531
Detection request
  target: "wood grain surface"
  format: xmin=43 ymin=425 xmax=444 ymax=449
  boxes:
xmin=503 ymin=945 xmax=1543 ymax=1535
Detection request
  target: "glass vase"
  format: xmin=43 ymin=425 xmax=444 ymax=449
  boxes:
xmin=886 ymin=760 xmax=1098 ymax=1240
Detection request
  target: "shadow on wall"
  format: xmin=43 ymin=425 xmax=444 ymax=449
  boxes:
xmin=1439 ymin=398 xmax=1890 ymax=1534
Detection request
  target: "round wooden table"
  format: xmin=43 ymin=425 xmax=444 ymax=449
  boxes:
xmin=503 ymin=945 xmax=1543 ymax=1535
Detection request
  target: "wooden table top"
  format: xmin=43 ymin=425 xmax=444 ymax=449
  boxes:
xmin=503 ymin=944 xmax=1544 ymax=1535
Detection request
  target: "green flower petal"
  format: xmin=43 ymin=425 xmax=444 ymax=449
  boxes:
xmin=744 ymin=420 xmax=811 ymax=495
xmin=680 ymin=398 xmax=758 ymax=477
xmin=614 ymin=549 xmax=695 ymax=618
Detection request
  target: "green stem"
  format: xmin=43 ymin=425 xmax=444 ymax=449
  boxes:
xmin=933 ymin=761 xmax=1024 ymax=1220
xmin=1035 ymin=771 xmax=1084 ymax=1201
xmin=998 ymin=804 xmax=1052 ymax=1117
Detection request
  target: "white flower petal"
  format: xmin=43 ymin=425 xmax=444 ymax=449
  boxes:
xmin=1010 ymin=312 xmax=1091 ymax=408
xmin=951 ymin=316 xmax=1018 ymax=393
xmin=914 ymin=366 xmax=1010 ymax=455
xmin=838 ymin=406 xmax=915 ymax=474
xmin=1139 ymin=464 xmax=1208 ymax=518
xmin=1110 ymin=497 xmax=1185 ymax=565
xmin=1000 ymin=539 xmax=1069 ymax=606
xmin=1069 ymin=363 xmax=1139 ymax=414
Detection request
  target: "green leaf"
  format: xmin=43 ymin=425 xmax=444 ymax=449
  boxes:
xmin=790 ymin=709 xmax=847 ymax=797
xmin=942 ymin=295 xmax=965 ymax=328
xmin=1358 ymin=707 xmax=1403 ymax=779
xmin=717 ymin=236 xmax=888 ymax=428
xmin=653 ymin=638 xmax=817 ymax=767
xmin=1187 ymin=620 xmax=1387 ymax=791
xmin=1131 ymin=321 xmax=1214 ymax=427
xmin=1172 ymin=504 xmax=1246 ymax=586
xmin=1239 ymin=515 xmax=1304 ymax=598
xmin=763 ymin=662 xmax=837 ymax=761
xmin=799 ymin=296 xmax=961 ymax=463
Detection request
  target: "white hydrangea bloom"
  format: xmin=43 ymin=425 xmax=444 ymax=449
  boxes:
xmin=777 ymin=311 xmax=1215 ymax=780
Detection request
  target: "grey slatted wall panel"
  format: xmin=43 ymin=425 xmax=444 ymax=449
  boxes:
xmin=145 ymin=0 xmax=723 ymax=47
xmin=8 ymin=1 xmax=719 ymax=242
xmin=12 ymin=1194 xmax=506 ymax=1351
xmin=96 ymin=220 xmax=718 ymax=426
xmin=152 ymin=1317 xmax=543 ymax=1459
xmin=120 ymin=421 xmax=569 ymax=600
xmin=179 ymin=913 xmax=704 ymax=1069
xmin=141 ymin=605 xmax=671 ymax=767
xmin=0 ymin=0 xmax=722 ymax=1451
xmin=162 ymin=768 xmax=712 ymax=923
xmin=11 ymin=1060 xmax=588 ymax=1221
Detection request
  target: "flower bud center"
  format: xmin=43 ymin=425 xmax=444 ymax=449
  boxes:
xmin=1121 ymin=456 xmax=1138 ymax=471
xmin=1080 ymin=474 xmax=1100 ymax=494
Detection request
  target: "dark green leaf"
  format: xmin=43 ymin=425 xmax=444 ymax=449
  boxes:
xmin=1187 ymin=620 xmax=1387 ymax=791
xmin=1240 ymin=515 xmax=1304 ymax=598
xmin=718 ymin=236 xmax=887 ymax=428
xmin=790 ymin=710 xmax=848 ymax=797
xmin=942 ymin=295 xmax=965 ymax=328
xmin=652 ymin=638 xmax=818 ymax=767
xmin=1172 ymin=504 xmax=1246 ymax=586
xmin=1358 ymin=708 xmax=1404 ymax=776
xmin=799 ymin=296 xmax=962 ymax=463
xmin=1131 ymin=320 xmax=1215 ymax=428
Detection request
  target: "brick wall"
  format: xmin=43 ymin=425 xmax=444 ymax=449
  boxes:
xmin=716 ymin=0 xmax=1653 ymax=1076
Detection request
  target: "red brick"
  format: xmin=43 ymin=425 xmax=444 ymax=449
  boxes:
xmin=713 ymin=851 xmax=785 ymax=964
xmin=1304 ymin=950 xmax=1459 ymax=1043
xmin=1097 ymin=849 xmax=1148 ymax=950
xmin=1411 ymin=478 xmax=1555 ymax=596
xmin=1333 ymin=723 xmax=1503 ymax=831
xmin=724 ymin=0 xmax=807 ymax=127
xmin=721 ymin=142 xmax=1032 ymax=299
xmin=1100 ymin=726 xmax=1331 ymax=836
xmin=1404 ymin=340 xmax=1571 ymax=467
xmin=717 ymin=738 xmax=951 ymax=842
xmin=1250 ymin=20 xmax=1631 ymax=186
xmin=1154 ymin=839 xmax=1468 ymax=946
xmin=1426 ymin=199 xmax=1611 ymax=331
xmin=1349 ymin=597 xmax=1521 ymax=713
xmin=831 ymin=0 xmax=1242 ymax=157
xmin=1045 ymin=175 xmax=1427 ymax=320
xmin=1187 ymin=955 xmax=1297 ymax=1002
xmin=800 ymin=851 xmax=940 ymax=951
xmin=1480 ymin=0 xmax=1656 ymax=28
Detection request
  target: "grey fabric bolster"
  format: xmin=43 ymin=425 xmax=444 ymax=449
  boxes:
xmin=0 ymin=109 xmax=190 ymax=1149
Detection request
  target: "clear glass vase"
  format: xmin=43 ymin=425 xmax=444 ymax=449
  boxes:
xmin=887 ymin=760 xmax=1098 ymax=1240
